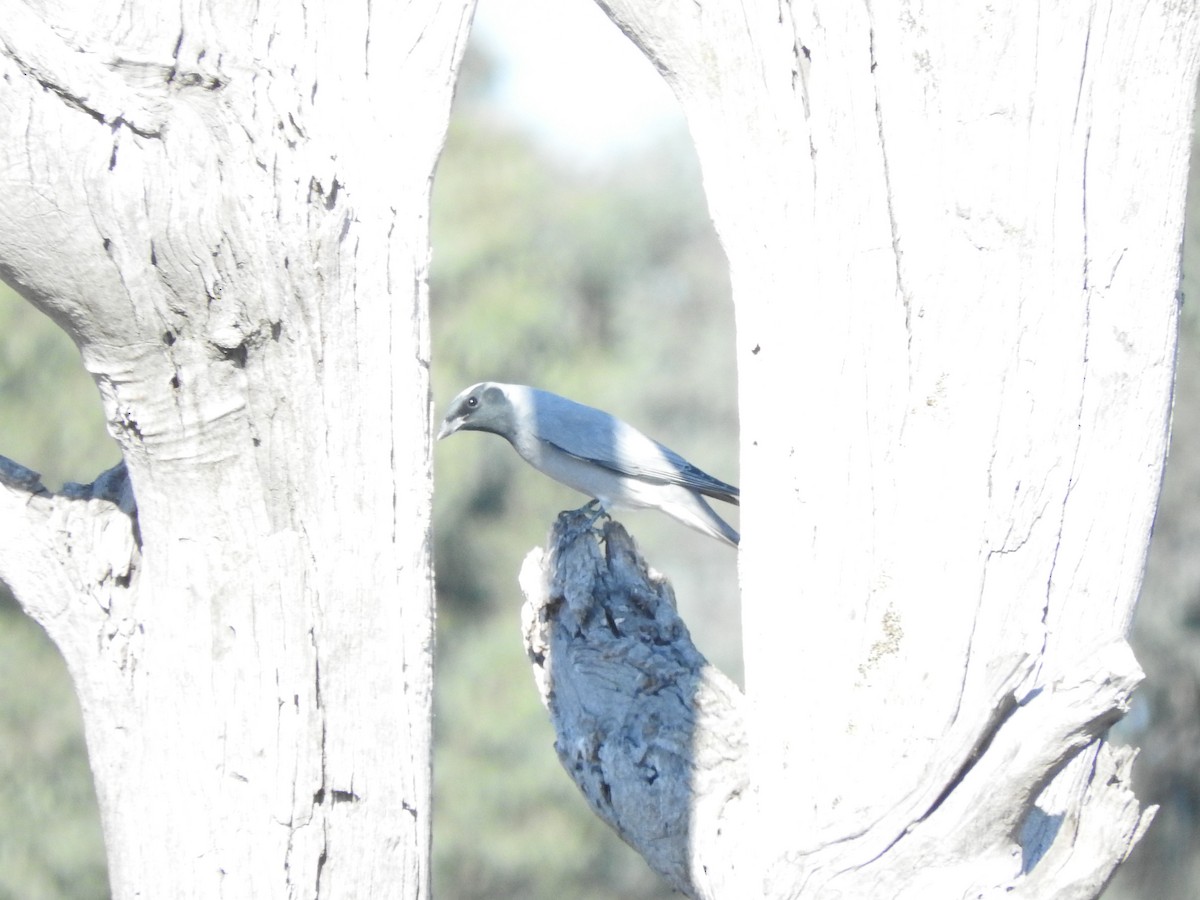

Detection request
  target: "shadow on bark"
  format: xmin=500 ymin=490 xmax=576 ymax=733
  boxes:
xmin=519 ymin=510 xmax=747 ymax=898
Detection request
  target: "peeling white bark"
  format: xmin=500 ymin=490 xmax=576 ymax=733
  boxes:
xmin=0 ymin=1 xmax=473 ymax=896
xmin=518 ymin=0 xmax=1200 ymax=896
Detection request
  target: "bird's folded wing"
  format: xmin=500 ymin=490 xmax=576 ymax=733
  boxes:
xmin=533 ymin=399 xmax=739 ymax=505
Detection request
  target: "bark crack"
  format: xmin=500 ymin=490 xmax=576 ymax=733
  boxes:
xmin=37 ymin=73 xmax=163 ymax=139
xmin=866 ymin=22 xmax=913 ymax=376
xmin=0 ymin=4 xmax=168 ymax=138
xmin=1030 ymin=126 xmax=1095 ymax=682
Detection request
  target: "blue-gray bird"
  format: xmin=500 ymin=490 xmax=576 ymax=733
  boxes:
xmin=437 ymin=382 xmax=740 ymax=547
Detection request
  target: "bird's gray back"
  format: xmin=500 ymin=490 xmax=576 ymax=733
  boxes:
xmin=519 ymin=387 xmax=739 ymax=505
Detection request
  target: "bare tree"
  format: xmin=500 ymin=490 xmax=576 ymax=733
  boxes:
xmin=521 ymin=2 xmax=1200 ymax=898
xmin=5 ymin=0 xmax=1200 ymax=897
xmin=0 ymin=1 xmax=472 ymax=896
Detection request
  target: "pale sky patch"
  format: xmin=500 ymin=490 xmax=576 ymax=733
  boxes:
xmin=472 ymin=0 xmax=685 ymax=162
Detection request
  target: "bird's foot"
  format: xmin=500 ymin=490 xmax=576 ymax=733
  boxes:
xmin=580 ymin=499 xmax=611 ymax=529
xmin=560 ymin=500 xmax=611 ymax=540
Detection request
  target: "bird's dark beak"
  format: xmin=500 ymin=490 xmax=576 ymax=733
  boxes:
xmin=436 ymin=418 xmax=458 ymax=441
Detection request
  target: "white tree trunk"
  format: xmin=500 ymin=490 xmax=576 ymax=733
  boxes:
xmin=522 ymin=1 xmax=1200 ymax=896
xmin=0 ymin=1 xmax=472 ymax=896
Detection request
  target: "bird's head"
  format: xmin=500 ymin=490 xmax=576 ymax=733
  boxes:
xmin=437 ymin=382 xmax=518 ymax=441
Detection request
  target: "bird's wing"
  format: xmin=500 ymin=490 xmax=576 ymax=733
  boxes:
xmin=529 ymin=389 xmax=740 ymax=505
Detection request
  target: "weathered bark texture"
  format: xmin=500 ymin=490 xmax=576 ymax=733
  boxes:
xmin=521 ymin=512 xmax=748 ymax=898
xmin=0 ymin=1 xmax=473 ymax=896
xmin=520 ymin=0 xmax=1200 ymax=896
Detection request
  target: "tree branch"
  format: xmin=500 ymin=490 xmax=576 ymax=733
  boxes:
xmin=520 ymin=511 xmax=748 ymax=899
xmin=1013 ymin=742 xmax=1153 ymax=900
xmin=0 ymin=455 xmax=138 ymax=628
xmin=0 ymin=3 xmax=168 ymax=138
xmin=849 ymin=643 xmax=1152 ymax=897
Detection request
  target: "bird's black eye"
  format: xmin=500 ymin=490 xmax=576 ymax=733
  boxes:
xmin=466 ymin=396 xmax=479 ymax=409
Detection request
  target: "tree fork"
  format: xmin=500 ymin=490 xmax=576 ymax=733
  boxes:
xmin=522 ymin=513 xmax=1150 ymax=897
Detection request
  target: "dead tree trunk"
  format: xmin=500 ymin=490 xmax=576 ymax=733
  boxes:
xmin=0 ymin=1 xmax=473 ymax=896
xmin=523 ymin=2 xmax=1200 ymax=896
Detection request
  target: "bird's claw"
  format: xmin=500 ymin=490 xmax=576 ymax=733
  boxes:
xmin=559 ymin=500 xmax=611 ymax=541
xmin=580 ymin=499 xmax=611 ymax=530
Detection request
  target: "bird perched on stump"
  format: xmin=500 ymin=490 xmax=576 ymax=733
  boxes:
xmin=437 ymin=382 xmax=740 ymax=547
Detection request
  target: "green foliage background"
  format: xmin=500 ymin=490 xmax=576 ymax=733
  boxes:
xmin=430 ymin=46 xmax=737 ymax=899
xmin=0 ymin=34 xmax=1197 ymax=900
xmin=0 ymin=297 xmax=117 ymax=900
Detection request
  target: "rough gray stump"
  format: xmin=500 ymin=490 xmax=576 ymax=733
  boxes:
xmin=520 ymin=511 xmax=748 ymax=899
